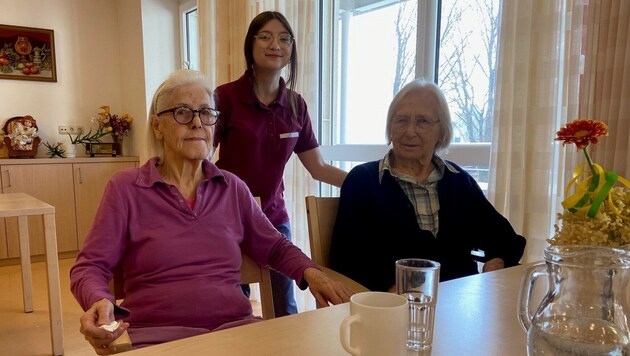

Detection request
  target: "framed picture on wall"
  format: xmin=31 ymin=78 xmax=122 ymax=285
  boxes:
xmin=0 ymin=24 xmax=56 ymax=82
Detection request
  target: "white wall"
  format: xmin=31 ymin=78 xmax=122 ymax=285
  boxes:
xmin=137 ymin=0 xmax=182 ymax=163
xmin=0 ymin=0 xmax=182 ymax=162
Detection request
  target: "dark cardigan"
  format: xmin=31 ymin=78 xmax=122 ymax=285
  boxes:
xmin=329 ymin=160 xmax=526 ymax=292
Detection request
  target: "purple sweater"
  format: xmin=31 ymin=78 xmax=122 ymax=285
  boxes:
xmin=70 ymin=158 xmax=317 ymax=345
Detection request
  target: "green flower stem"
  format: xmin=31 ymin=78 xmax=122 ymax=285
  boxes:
xmin=583 ymin=144 xmax=597 ymax=177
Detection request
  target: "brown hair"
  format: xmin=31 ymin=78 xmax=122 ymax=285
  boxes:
xmin=244 ymin=11 xmax=299 ymax=116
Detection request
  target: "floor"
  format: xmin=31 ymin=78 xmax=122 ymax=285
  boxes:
xmin=0 ymin=258 xmax=91 ymax=356
xmin=0 ymin=258 xmax=316 ymax=356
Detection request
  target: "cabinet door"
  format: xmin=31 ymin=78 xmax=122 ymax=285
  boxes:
xmin=74 ymin=162 xmax=136 ymax=248
xmin=0 ymin=170 xmax=6 ymax=259
xmin=2 ymin=164 xmax=78 ymax=257
xmin=0 ymin=218 xmax=7 ymax=259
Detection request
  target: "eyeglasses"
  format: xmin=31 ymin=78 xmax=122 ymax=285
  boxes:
xmin=392 ymin=116 xmax=439 ymax=131
xmin=156 ymin=106 xmax=220 ymax=126
xmin=253 ymin=31 xmax=294 ymax=47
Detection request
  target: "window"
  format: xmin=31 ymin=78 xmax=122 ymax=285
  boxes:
xmin=319 ymin=0 xmax=498 ymax=194
xmin=180 ymin=0 xmax=199 ymax=70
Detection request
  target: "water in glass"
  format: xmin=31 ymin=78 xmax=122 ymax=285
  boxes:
xmin=403 ymin=292 xmax=436 ymax=351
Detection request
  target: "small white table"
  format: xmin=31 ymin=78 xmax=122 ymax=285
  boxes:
xmin=0 ymin=193 xmax=63 ymax=356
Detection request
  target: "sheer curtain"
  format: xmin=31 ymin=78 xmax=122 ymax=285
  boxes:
xmin=198 ymin=0 xmax=319 ymax=310
xmin=489 ymin=0 xmax=585 ymax=262
xmin=581 ymin=0 xmax=630 ymax=178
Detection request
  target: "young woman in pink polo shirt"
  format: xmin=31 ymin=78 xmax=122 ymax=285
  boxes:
xmin=214 ymin=11 xmax=347 ymax=316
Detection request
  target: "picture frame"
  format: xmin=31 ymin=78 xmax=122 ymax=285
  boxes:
xmin=0 ymin=24 xmax=56 ymax=82
xmin=85 ymin=143 xmax=120 ymax=157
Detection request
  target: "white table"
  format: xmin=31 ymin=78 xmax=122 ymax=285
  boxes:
xmin=125 ymin=264 xmax=530 ymax=355
xmin=0 ymin=193 xmax=63 ymax=355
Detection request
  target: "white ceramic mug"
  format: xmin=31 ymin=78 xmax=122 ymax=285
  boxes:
xmin=339 ymin=291 xmax=409 ymax=356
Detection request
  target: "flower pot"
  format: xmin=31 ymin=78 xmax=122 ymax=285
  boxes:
xmin=85 ymin=142 xmax=120 ymax=157
xmin=65 ymin=143 xmax=77 ymax=158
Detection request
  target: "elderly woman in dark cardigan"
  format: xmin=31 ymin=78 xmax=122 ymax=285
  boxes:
xmin=329 ymin=78 xmax=526 ymax=292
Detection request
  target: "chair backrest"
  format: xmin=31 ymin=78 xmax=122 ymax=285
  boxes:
xmin=305 ymin=196 xmax=370 ymax=299
xmin=304 ymin=196 xmax=492 ymax=269
xmin=240 ymin=254 xmax=275 ymax=319
xmin=305 ymin=196 xmax=340 ymax=268
xmin=110 ymin=197 xmax=275 ymax=320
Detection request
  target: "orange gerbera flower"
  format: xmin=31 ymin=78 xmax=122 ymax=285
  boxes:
xmin=555 ymin=119 xmax=608 ymax=150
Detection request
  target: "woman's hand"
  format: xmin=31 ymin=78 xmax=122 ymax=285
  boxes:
xmin=303 ymin=267 xmax=354 ymax=308
xmin=79 ymin=298 xmax=129 ymax=355
xmin=482 ymin=258 xmax=505 ymax=273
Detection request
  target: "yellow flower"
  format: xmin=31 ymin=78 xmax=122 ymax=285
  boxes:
xmin=552 ymin=187 xmax=630 ymax=247
xmin=67 ymin=105 xmax=132 ymax=143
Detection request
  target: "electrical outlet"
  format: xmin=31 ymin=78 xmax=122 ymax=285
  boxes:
xmin=58 ymin=125 xmax=84 ymax=135
xmin=69 ymin=125 xmax=84 ymax=134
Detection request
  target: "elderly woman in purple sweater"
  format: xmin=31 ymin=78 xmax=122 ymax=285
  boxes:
xmin=70 ymin=69 xmax=353 ymax=354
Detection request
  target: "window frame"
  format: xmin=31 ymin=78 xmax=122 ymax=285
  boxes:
xmin=318 ymin=0 xmax=491 ymax=194
xmin=179 ymin=0 xmax=199 ymax=70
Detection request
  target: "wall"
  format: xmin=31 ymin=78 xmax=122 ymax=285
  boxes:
xmin=137 ymin=0 xmax=182 ymax=163
xmin=0 ymin=0 xmax=182 ymax=163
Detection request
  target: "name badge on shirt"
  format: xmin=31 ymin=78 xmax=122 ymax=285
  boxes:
xmin=279 ymin=132 xmax=299 ymax=139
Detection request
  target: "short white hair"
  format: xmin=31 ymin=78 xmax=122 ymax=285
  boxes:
xmin=385 ymin=78 xmax=453 ymax=154
xmin=147 ymin=70 xmax=214 ymax=164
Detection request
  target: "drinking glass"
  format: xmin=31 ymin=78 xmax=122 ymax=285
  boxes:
xmin=395 ymin=258 xmax=440 ymax=351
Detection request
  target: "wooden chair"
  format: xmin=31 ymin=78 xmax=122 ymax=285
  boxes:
xmin=305 ymin=195 xmax=369 ymax=300
xmin=109 ymin=253 xmax=274 ymax=315
xmin=108 ymin=196 xmax=274 ymax=352
xmin=304 ymin=197 xmax=496 ymax=277
xmin=108 ymin=253 xmax=275 ymax=352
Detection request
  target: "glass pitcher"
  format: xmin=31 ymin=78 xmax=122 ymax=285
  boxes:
xmin=518 ymin=245 xmax=630 ymax=355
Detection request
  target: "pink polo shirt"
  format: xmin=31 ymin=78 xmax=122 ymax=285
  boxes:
xmin=214 ymin=70 xmax=319 ymax=226
xmin=70 ymin=158 xmax=317 ymax=346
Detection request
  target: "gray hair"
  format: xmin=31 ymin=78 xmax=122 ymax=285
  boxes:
xmin=385 ymin=78 xmax=452 ymax=154
xmin=147 ymin=70 xmax=214 ymax=164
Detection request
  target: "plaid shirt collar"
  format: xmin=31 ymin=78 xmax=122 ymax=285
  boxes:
xmin=379 ymin=149 xmax=459 ymax=183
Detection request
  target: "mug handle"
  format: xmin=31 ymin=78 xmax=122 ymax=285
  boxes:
xmin=517 ymin=262 xmax=547 ymax=332
xmin=340 ymin=314 xmax=361 ymax=355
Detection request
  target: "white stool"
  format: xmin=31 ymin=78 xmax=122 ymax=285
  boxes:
xmin=0 ymin=193 xmax=63 ymax=355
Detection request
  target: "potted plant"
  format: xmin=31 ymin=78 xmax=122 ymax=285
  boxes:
xmin=66 ymin=105 xmax=133 ymax=157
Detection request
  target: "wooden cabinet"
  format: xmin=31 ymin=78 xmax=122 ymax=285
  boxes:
xmin=74 ymin=162 xmax=136 ymax=248
xmin=2 ymin=163 xmax=76 ymax=256
xmin=0 ymin=218 xmax=6 ymax=259
xmin=0 ymin=157 xmax=138 ymax=260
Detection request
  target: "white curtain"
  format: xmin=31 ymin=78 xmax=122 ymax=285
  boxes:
xmin=489 ymin=0 xmax=585 ymax=262
xmin=581 ymin=0 xmax=630 ymax=178
xmin=198 ymin=0 xmax=319 ymax=310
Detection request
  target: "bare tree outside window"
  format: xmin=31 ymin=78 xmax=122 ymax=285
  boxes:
xmin=393 ymin=0 xmax=417 ymax=95
xmin=440 ymin=0 xmax=499 ymax=143
xmin=393 ymin=0 xmax=499 ymax=143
